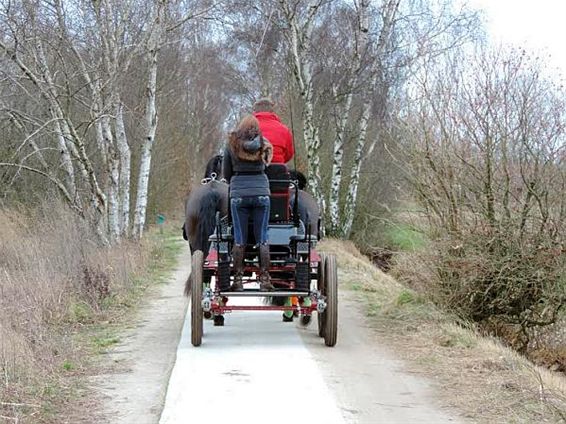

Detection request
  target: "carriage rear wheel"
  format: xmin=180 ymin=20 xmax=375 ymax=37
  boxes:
xmin=323 ymin=254 xmax=338 ymax=347
xmin=317 ymin=253 xmax=327 ymax=338
xmin=191 ymin=250 xmax=204 ymax=347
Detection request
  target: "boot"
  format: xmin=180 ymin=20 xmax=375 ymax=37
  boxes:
xmin=231 ymin=244 xmax=244 ymax=291
xmin=258 ymin=244 xmax=274 ymax=291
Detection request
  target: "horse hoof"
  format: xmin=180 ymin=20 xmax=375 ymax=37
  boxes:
xmin=213 ymin=315 xmax=225 ymax=326
xmin=282 ymin=313 xmax=294 ymax=322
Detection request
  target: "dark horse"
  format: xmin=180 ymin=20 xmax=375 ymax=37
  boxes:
xmin=183 ymin=155 xmax=229 ymax=294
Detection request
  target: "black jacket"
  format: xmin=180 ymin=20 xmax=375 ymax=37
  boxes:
xmin=223 ymin=147 xmax=270 ymax=198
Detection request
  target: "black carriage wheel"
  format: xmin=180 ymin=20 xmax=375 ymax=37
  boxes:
xmin=324 ymin=254 xmax=338 ymax=347
xmin=191 ymin=250 xmax=204 ymax=347
xmin=317 ymin=253 xmax=327 ymax=338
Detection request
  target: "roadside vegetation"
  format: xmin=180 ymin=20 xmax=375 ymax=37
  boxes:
xmin=353 ymin=47 xmax=565 ymax=382
xmin=0 ymin=201 xmax=181 ymax=423
xmin=321 ymin=239 xmax=566 ymax=423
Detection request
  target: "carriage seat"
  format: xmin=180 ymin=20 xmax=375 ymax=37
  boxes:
xmin=266 ymin=164 xmax=291 ymax=222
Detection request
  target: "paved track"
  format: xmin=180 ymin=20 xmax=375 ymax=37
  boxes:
xmin=160 ymin=288 xmax=460 ymax=424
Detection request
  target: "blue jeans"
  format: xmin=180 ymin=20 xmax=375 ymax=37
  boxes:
xmin=231 ymin=195 xmax=270 ymax=245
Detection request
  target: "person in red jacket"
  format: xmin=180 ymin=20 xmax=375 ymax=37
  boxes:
xmin=252 ymin=98 xmax=294 ymax=164
xmin=253 ymin=98 xmax=301 ymax=322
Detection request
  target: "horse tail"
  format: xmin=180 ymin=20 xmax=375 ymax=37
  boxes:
xmin=184 ymin=275 xmax=191 ymax=297
xmin=197 ymin=188 xmax=220 ymax=257
xmin=182 ymin=223 xmax=188 ymax=241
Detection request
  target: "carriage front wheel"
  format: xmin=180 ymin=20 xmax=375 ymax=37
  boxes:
xmin=191 ymin=250 xmax=204 ymax=347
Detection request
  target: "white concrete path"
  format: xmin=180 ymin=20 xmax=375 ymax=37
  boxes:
xmin=159 ymin=293 xmax=462 ymax=424
xmin=159 ymin=295 xmax=345 ymax=424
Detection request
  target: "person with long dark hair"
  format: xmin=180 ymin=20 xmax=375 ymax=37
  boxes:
xmin=223 ymin=115 xmax=274 ymax=291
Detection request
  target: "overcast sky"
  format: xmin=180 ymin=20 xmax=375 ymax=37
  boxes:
xmin=468 ymin=0 xmax=566 ymax=78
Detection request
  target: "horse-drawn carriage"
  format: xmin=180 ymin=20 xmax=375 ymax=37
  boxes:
xmin=188 ymin=164 xmax=338 ymax=348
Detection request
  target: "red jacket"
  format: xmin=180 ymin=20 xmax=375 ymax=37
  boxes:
xmin=254 ymin=112 xmax=294 ymax=164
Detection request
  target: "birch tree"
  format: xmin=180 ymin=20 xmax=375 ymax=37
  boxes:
xmin=0 ymin=23 xmax=107 ymax=235
xmin=0 ymin=0 xmax=141 ymax=243
xmin=89 ymin=0 xmax=138 ymax=241
xmin=328 ymin=0 xmax=370 ymax=234
xmin=132 ymin=0 xmax=216 ymax=238
xmin=341 ymin=0 xmax=400 ymax=238
xmin=278 ymin=0 xmax=326 ymax=213
xmin=132 ymin=0 xmax=166 ymax=239
xmin=336 ymin=0 xmax=479 ymax=238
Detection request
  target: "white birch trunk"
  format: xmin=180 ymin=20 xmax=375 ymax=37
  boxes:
xmin=34 ymin=41 xmax=77 ymax=198
xmin=37 ymin=39 xmax=103 ymax=214
xmin=108 ymin=158 xmax=120 ymax=242
xmin=133 ymin=3 xmax=163 ymax=239
xmin=329 ymin=0 xmax=369 ymax=234
xmin=328 ymin=87 xmax=351 ymax=233
xmin=102 ymin=115 xmax=120 ymax=243
xmin=94 ymin=84 xmax=109 ymax=167
xmin=343 ymin=104 xmax=371 ymax=237
xmin=342 ymin=0 xmax=400 ymax=237
xmin=302 ymin=89 xmax=325 ymax=213
xmin=53 ymin=118 xmax=77 ymax=197
xmin=132 ymin=56 xmax=157 ymax=238
xmin=115 ymin=101 xmax=131 ymax=237
xmin=281 ymin=0 xmax=326 ymax=215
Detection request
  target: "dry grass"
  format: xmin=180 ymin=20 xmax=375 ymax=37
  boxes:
xmin=319 ymin=239 xmax=566 ymax=423
xmin=0 ymin=202 xmax=149 ymax=423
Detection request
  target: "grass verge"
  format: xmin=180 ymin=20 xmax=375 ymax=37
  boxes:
xmin=64 ymin=225 xmax=183 ymax=423
xmin=0 ymin=211 xmax=183 ymax=424
xmin=320 ymin=238 xmax=566 ymax=423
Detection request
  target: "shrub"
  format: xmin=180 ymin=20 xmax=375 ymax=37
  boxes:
xmin=398 ymin=48 xmax=566 ymax=353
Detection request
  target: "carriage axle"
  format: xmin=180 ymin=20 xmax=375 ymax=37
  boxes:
xmin=200 ymin=288 xmax=327 ymax=315
xmin=209 ymin=305 xmax=317 ymax=313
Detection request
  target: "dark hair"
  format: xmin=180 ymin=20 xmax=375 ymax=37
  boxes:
xmin=234 ymin=114 xmax=260 ymax=141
